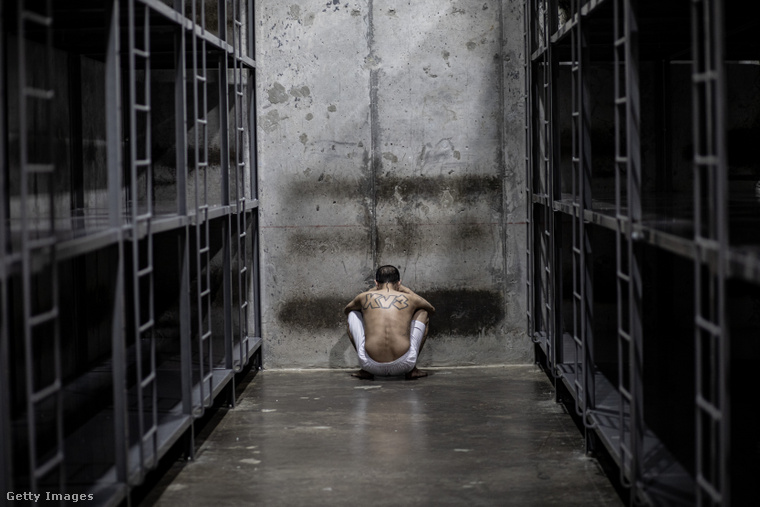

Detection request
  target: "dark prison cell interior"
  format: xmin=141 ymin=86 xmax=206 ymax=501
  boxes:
xmin=1 ymin=0 xmax=262 ymax=504
xmin=1 ymin=1 xmax=759 ymax=506
xmin=528 ymin=0 xmax=760 ymax=506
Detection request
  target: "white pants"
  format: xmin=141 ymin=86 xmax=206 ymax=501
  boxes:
xmin=347 ymin=311 xmax=426 ymax=376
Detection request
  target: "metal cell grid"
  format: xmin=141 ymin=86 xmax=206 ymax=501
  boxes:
xmin=524 ymin=1 xmax=754 ymax=505
xmin=1 ymin=0 xmax=261 ymax=502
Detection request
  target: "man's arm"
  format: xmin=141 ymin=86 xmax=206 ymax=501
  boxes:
xmin=416 ymin=295 xmax=435 ymax=315
xmin=397 ymin=283 xmax=417 ymax=296
xmin=398 ymin=284 xmax=435 ymax=315
xmin=344 ymin=294 xmax=363 ymax=315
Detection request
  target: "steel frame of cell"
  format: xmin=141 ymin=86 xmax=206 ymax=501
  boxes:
xmin=106 ymin=0 xmax=130 ymax=492
xmin=524 ymin=0 xmax=536 ymax=364
xmin=0 ymin=0 xmax=11 ymax=495
xmin=172 ymin=0 xmax=192 ymax=435
xmin=247 ymin=0 xmax=262 ymax=347
xmin=613 ymin=0 xmax=644 ymax=497
xmin=546 ymin=2 xmax=563 ymax=400
xmin=525 ymin=0 xmax=563 ymax=392
xmin=691 ymin=0 xmax=729 ymax=505
xmin=1 ymin=0 xmax=261 ymax=500
xmin=527 ymin=0 xmax=548 ymax=358
xmin=127 ymin=0 xmax=160 ymax=482
xmin=191 ymin=0 xmax=214 ymax=414
xmin=231 ymin=0 xmax=251 ymax=370
xmin=566 ymin=0 xmax=596 ymax=435
xmin=15 ymin=0 xmax=66 ymax=493
xmin=525 ymin=1 xmax=741 ymax=504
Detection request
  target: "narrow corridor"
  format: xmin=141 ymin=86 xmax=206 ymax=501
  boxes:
xmin=142 ymin=366 xmax=621 ymax=506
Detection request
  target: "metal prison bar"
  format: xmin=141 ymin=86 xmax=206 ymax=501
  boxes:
xmin=528 ymin=0 xmax=550 ymax=361
xmin=546 ymin=1 xmax=563 ymax=402
xmin=613 ymin=0 xmax=644 ymax=497
xmin=128 ymin=0 xmax=159 ymax=482
xmin=524 ymin=0 xmax=535 ymax=356
xmin=247 ymin=0 xmax=262 ymax=346
xmin=0 ymin=0 xmax=10 ymax=496
xmin=539 ymin=2 xmax=554 ymax=383
xmin=191 ymin=0 xmax=214 ymax=414
xmin=17 ymin=0 xmax=65 ymax=493
xmin=525 ymin=0 xmax=563 ymax=398
xmin=691 ymin=0 xmax=729 ymax=505
xmin=546 ymin=0 xmax=564 ymax=395
xmin=525 ymin=0 xmax=540 ymax=357
xmin=105 ymin=0 xmax=129 ymax=493
xmin=568 ymin=0 xmax=595 ymax=433
xmin=523 ymin=1 xmax=750 ymax=505
xmin=232 ymin=0 xmax=251 ymax=370
xmin=1 ymin=0 xmax=261 ymax=501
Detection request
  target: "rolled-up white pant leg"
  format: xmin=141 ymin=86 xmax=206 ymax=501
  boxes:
xmin=410 ymin=319 xmax=426 ymax=349
xmin=348 ymin=311 xmax=366 ymax=350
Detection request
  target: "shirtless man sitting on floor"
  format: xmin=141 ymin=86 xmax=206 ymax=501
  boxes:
xmin=344 ymin=265 xmax=435 ymax=380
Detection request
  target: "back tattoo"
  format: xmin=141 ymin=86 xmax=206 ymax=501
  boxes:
xmin=363 ymin=293 xmax=409 ymax=310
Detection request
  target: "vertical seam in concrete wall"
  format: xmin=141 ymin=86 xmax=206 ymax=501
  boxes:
xmin=498 ymin=1 xmax=509 ymax=327
xmin=367 ymin=0 xmax=378 ymax=269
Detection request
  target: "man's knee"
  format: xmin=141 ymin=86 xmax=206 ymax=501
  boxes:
xmin=413 ymin=309 xmax=429 ymax=325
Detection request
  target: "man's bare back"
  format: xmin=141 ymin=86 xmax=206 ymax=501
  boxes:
xmin=345 ymin=266 xmax=435 ymax=379
xmin=347 ymin=284 xmax=433 ymax=363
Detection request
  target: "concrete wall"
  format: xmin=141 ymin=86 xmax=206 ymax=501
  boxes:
xmin=256 ymin=0 xmax=528 ymax=368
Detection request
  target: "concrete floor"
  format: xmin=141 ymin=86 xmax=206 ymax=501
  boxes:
xmin=140 ymin=366 xmax=622 ymax=506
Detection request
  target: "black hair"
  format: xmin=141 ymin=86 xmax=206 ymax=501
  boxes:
xmin=375 ymin=265 xmax=400 ymax=284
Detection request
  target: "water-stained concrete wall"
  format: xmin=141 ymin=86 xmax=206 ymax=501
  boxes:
xmin=256 ymin=0 xmax=528 ymax=368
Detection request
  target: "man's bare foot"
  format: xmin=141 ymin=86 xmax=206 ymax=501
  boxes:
xmin=405 ymin=367 xmax=428 ymax=380
xmin=351 ymin=369 xmax=374 ymax=380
